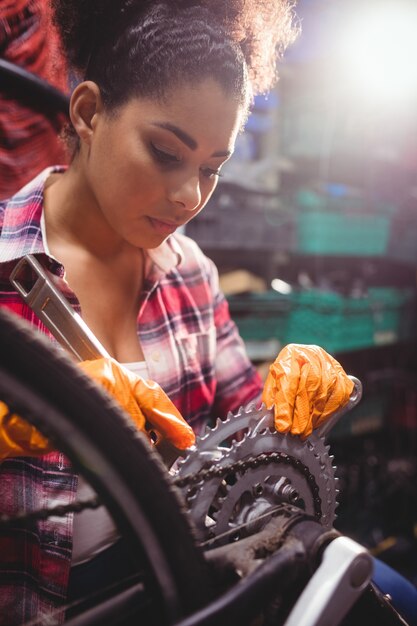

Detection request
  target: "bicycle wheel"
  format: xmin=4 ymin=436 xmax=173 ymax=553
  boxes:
xmin=0 ymin=308 xmax=211 ymax=625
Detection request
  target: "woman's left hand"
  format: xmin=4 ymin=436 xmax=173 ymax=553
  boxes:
xmin=261 ymin=344 xmax=354 ymax=439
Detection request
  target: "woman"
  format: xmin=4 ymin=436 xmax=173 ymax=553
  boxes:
xmin=0 ymin=1 xmax=361 ymax=623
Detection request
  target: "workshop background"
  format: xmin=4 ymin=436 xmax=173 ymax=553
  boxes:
xmin=185 ymin=0 xmax=417 ymax=586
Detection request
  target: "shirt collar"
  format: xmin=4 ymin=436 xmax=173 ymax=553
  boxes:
xmin=146 ymin=235 xmax=184 ymax=275
xmin=0 ymin=166 xmax=64 ymax=263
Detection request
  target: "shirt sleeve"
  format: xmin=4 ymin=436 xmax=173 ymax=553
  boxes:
xmin=205 ymin=257 xmax=264 ymax=418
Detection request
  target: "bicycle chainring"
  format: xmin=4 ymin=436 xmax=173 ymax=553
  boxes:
xmin=175 ymin=404 xmax=338 ymax=542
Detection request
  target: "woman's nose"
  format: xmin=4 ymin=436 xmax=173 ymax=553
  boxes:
xmin=168 ymin=174 xmax=202 ymax=212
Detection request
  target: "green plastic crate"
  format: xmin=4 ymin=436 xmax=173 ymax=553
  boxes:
xmin=297 ymin=212 xmax=390 ymax=256
xmin=228 ymin=288 xmax=414 ymax=355
xmin=284 ymin=288 xmax=414 ymax=354
xmin=284 ymin=290 xmax=374 ymax=353
xmin=227 ymin=293 xmax=290 ymax=342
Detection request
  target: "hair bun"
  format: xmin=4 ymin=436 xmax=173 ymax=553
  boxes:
xmin=52 ymin=0 xmax=299 ymax=94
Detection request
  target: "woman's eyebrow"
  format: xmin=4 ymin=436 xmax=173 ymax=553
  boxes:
xmin=151 ymin=122 xmax=232 ymax=157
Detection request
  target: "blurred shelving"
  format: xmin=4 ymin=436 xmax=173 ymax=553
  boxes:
xmin=185 ymin=0 xmax=417 ymax=587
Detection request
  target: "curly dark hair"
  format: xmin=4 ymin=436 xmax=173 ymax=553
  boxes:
xmin=52 ymin=0 xmax=298 ymax=108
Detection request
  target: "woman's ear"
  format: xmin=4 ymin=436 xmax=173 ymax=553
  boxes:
xmin=69 ymin=81 xmax=103 ymax=144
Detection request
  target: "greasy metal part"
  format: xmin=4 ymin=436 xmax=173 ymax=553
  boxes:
xmin=172 ymin=536 xmax=308 ymax=626
xmin=173 ymin=509 xmax=375 ymax=626
xmin=176 ymin=405 xmax=334 ymax=541
xmin=283 ymin=536 xmax=373 ymax=626
xmin=199 ymin=504 xmax=307 ymax=551
xmin=176 ymin=379 xmax=362 ymax=542
xmin=204 ymin=506 xmax=315 ymax=578
xmin=214 ymin=429 xmax=336 ymax=530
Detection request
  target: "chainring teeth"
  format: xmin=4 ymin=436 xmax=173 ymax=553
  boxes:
xmin=176 ymin=406 xmax=338 ymax=539
xmin=211 ymin=464 xmax=315 ymax=534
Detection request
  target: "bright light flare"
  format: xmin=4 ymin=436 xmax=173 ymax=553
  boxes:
xmin=271 ymin=279 xmax=292 ymax=295
xmin=341 ymin=3 xmax=417 ymax=102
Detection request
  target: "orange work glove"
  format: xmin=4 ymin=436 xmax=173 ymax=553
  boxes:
xmin=0 ymin=358 xmax=195 ymax=461
xmin=262 ymin=344 xmax=354 ymax=439
xmin=78 ymin=358 xmax=195 ymax=450
xmin=0 ymin=401 xmax=51 ymax=460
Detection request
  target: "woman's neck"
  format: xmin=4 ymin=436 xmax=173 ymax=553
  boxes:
xmin=43 ymin=163 xmax=137 ymax=261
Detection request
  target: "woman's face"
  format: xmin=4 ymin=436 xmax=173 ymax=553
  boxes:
xmin=81 ymin=79 xmax=245 ymax=249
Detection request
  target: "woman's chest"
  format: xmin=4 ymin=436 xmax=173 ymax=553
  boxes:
xmin=63 ymin=258 xmax=144 ymax=361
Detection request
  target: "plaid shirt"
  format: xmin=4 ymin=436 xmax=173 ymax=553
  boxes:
xmin=0 ymin=167 xmax=262 ymax=623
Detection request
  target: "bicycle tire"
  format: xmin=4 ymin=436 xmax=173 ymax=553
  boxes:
xmin=0 ymin=308 xmax=211 ymax=624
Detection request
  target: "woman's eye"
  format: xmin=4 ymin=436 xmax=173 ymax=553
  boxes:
xmin=200 ymin=167 xmax=222 ymax=179
xmin=151 ymin=143 xmax=180 ymax=164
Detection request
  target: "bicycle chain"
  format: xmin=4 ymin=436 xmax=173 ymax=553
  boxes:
xmin=173 ymin=450 xmax=323 ymax=520
xmin=0 ymin=496 xmax=101 ymax=527
xmin=0 ymin=450 xmax=321 ymax=527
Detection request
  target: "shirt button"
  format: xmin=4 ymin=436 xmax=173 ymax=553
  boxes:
xmin=151 ymin=351 xmax=160 ymax=362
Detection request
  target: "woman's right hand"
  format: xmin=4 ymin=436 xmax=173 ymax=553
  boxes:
xmin=0 ymin=357 xmax=195 ymax=460
xmin=78 ymin=357 xmax=195 ymax=449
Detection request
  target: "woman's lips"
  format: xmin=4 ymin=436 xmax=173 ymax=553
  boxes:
xmin=148 ymin=217 xmax=178 ymax=235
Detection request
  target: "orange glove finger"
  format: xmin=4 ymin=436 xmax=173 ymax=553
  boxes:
xmin=262 ymin=344 xmax=354 ymax=439
xmin=79 ymin=358 xmax=195 ymax=450
xmin=79 ymin=358 xmax=147 ymax=432
xmin=0 ymin=401 xmax=52 ymax=460
xmin=131 ymin=378 xmax=195 ymax=450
